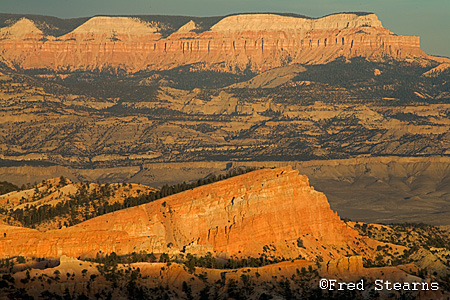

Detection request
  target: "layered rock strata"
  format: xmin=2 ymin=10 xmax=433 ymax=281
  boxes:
xmin=0 ymin=13 xmax=427 ymax=72
xmin=0 ymin=167 xmax=381 ymax=260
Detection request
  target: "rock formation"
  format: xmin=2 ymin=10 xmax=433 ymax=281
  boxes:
xmin=0 ymin=13 xmax=433 ymax=73
xmin=0 ymin=167 xmax=384 ymax=260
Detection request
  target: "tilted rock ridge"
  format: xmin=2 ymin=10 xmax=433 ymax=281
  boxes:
xmin=0 ymin=167 xmax=383 ymax=260
xmin=0 ymin=13 xmax=431 ymax=72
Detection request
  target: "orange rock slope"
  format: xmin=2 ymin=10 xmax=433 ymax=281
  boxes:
xmin=0 ymin=167 xmax=383 ymax=260
xmin=0 ymin=13 xmax=433 ymax=73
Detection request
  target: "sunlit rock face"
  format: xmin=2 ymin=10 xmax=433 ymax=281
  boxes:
xmin=0 ymin=13 xmax=426 ymax=73
xmin=0 ymin=167 xmax=381 ymax=261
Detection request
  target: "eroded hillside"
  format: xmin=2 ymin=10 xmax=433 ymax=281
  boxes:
xmin=1 ymin=59 xmax=450 ymax=167
xmin=1 ymin=56 xmax=450 ymax=225
xmin=0 ymin=168 xmax=448 ymax=299
xmin=0 ymin=13 xmax=431 ymax=73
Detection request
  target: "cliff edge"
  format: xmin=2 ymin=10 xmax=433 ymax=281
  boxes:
xmin=0 ymin=167 xmax=383 ymax=261
xmin=0 ymin=13 xmax=440 ymax=73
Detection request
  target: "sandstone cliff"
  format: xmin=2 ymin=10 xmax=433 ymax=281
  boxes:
xmin=0 ymin=167 xmax=384 ymax=260
xmin=0 ymin=13 xmax=434 ymax=73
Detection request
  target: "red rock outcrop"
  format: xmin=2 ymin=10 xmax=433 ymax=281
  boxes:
xmin=0 ymin=167 xmax=383 ymax=260
xmin=0 ymin=13 xmax=432 ymax=73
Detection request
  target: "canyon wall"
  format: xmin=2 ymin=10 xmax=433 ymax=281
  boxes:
xmin=0 ymin=167 xmax=381 ymax=260
xmin=0 ymin=13 xmax=426 ymax=72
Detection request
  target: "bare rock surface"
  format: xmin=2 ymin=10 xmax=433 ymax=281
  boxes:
xmin=0 ymin=167 xmax=385 ymax=260
xmin=0 ymin=13 xmax=440 ymax=73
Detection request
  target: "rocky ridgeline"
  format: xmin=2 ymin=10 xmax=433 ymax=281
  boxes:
xmin=0 ymin=13 xmax=432 ymax=73
xmin=0 ymin=167 xmax=385 ymax=261
xmin=1 ymin=168 xmax=449 ymax=299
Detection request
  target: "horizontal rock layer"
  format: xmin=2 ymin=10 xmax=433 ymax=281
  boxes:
xmin=0 ymin=167 xmax=377 ymax=260
xmin=0 ymin=13 xmax=426 ymax=72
